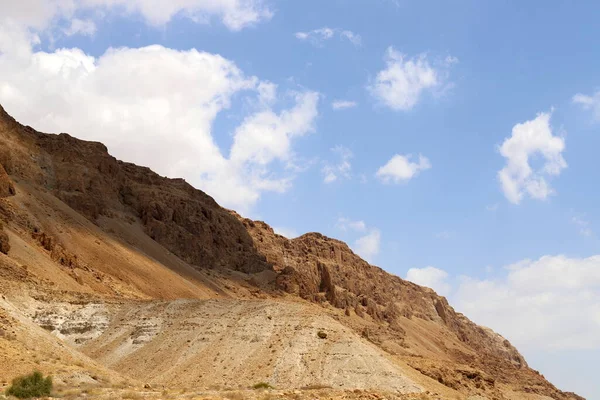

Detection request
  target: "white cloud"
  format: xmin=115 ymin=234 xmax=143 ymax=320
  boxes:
xmin=368 ymin=47 xmax=452 ymax=111
xmin=230 ymin=91 xmax=319 ymax=166
xmin=376 ymin=154 xmax=431 ymax=183
xmin=407 ymin=255 xmax=600 ymax=351
xmin=404 ymin=255 xmax=600 ymax=399
xmin=331 ymin=100 xmax=358 ymax=110
xmin=336 ymin=217 xmax=379 ymax=262
xmin=454 ymin=255 xmax=600 ymax=351
xmin=573 ymin=90 xmax=600 ymax=121
xmin=295 ymin=27 xmax=361 ymax=47
xmin=571 ymin=216 xmax=593 ymax=237
xmin=0 ymin=0 xmax=272 ymax=35
xmin=0 ymin=37 xmax=319 ymax=214
xmin=406 ymin=266 xmax=450 ymax=296
xmin=273 ymin=226 xmax=298 ymax=239
xmin=295 ymin=27 xmax=334 ymax=42
xmin=336 ymin=217 xmax=367 ymax=233
xmin=497 ymin=112 xmax=566 ymax=204
xmin=322 ymin=145 xmax=353 ymax=183
xmin=257 ymin=81 xmax=277 ymax=106
xmin=354 ymin=229 xmax=381 ymax=262
xmin=340 ymin=30 xmax=362 ymax=46
xmin=63 ymin=18 xmax=97 ymax=36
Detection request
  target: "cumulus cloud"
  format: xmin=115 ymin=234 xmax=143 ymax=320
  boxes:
xmin=295 ymin=27 xmax=361 ymax=47
xmin=354 ymin=230 xmax=381 ymax=262
xmin=0 ymin=37 xmax=319 ymax=213
xmin=406 ymin=266 xmax=450 ymax=296
xmin=573 ymin=90 xmax=600 ymax=121
xmin=376 ymin=154 xmax=431 ymax=183
xmin=406 ymin=255 xmax=600 ymax=352
xmin=454 ymin=255 xmax=600 ymax=351
xmin=0 ymin=0 xmax=272 ymax=35
xmin=423 ymin=257 xmax=600 ymax=398
xmin=368 ymin=47 xmax=452 ymax=111
xmin=336 ymin=217 xmax=380 ymax=262
xmin=230 ymin=91 xmax=319 ymax=167
xmin=497 ymin=112 xmax=566 ymax=204
xmin=331 ymin=100 xmax=358 ymax=110
xmin=322 ymin=146 xmax=353 ymax=183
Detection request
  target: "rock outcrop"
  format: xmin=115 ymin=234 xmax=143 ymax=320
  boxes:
xmin=0 ymin=103 xmax=584 ymax=400
xmin=0 ymin=105 xmax=271 ymax=274
xmin=0 ymin=163 xmax=15 ymax=198
xmin=0 ymin=221 xmax=9 ymax=254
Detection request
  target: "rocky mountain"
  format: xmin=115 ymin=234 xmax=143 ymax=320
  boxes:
xmin=0 ymin=103 xmax=583 ymax=399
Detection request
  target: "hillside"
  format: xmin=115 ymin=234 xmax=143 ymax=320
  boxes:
xmin=0 ymin=103 xmax=583 ymax=400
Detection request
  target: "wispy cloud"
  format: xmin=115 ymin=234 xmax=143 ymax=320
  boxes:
xmin=322 ymin=146 xmax=353 ymax=183
xmin=295 ymin=27 xmax=362 ymax=47
xmin=331 ymin=100 xmax=358 ymax=110
xmin=573 ymin=90 xmax=600 ymax=121
xmin=571 ymin=215 xmax=593 ymax=237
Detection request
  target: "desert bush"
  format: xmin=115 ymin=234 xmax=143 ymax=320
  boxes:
xmin=5 ymin=371 xmax=52 ymax=399
xmin=252 ymin=382 xmax=273 ymax=390
xmin=317 ymin=331 xmax=327 ymax=339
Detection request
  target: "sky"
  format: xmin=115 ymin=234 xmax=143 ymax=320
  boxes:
xmin=0 ymin=1 xmax=599 ymax=398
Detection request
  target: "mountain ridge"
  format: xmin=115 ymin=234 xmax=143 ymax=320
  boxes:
xmin=0 ymin=103 xmax=583 ymax=399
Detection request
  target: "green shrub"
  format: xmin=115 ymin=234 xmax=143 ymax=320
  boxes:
xmin=5 ymin=371 xmax=53 ymax=399
xmin=252 ymin=382 xmax=273 ymax=390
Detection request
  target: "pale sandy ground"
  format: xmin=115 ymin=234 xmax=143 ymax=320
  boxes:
xmin=1 ymin=295 xmax=556 ymax=400
xmin=8 ymin=297 xmax=425 ymax=393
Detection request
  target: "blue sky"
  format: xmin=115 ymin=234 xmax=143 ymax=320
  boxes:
xmin=1 ymin=1 xmax=599 ymax=398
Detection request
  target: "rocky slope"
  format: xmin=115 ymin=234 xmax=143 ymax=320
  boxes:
xmin=0 ymin=103 xmax=583 ymax=399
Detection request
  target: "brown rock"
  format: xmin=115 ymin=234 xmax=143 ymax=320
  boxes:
xmin=0 ymin=103 xmax=582 ymax=400
xmin=0 ymin=222 xmax=9 ymax=254
xmin=0 ymin=163 xmax=15 ymax=198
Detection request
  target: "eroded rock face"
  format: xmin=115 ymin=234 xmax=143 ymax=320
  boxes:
xmin=239 ymin=218 xmax=532 ymax=382
xmin=0 ymin=105 xmax=271 ymax=274
xmin=0 ymin=222 xmax=9 ymax=254
xmin=0 ymin=163 xmax=15 ymax=198
xmin=0 ymin=104 xmax=583 ymax=400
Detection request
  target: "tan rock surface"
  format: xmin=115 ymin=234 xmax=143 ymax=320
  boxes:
xmin=0 ymin=103 xmax=584 ymax=400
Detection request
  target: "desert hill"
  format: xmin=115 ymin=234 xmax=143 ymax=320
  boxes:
xmin=0 ymin=103 xmax=583 ymax=400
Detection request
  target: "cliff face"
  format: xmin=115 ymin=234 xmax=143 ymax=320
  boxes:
xmin=0 ymin=105 xmax=271 ymax=275
xmin=240 ymin=221 xmax=527 ymax=365
xmin=0 ymin=104 xmax=583 ymax=399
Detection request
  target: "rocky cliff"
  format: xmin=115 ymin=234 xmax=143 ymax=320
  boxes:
xmin=0 ymin=104 xmax=583 ymax=399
